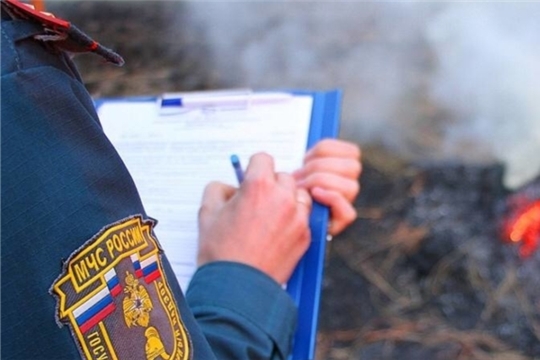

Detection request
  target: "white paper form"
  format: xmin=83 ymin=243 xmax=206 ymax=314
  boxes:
xmin=98 ymin=95 xmax=313 ymax=291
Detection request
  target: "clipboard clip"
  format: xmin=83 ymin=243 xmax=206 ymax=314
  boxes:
xmin=158 ymin=89 xmax=293 ymax=115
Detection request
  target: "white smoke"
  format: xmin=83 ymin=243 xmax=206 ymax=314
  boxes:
xmin=426 ymin=3 xmax=540 ymax=188
xmin=182 ymin=2 xmax=540 ymax=188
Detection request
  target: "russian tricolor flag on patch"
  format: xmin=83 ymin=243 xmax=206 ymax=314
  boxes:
xmin=141 ymin=254 xmax=161 ymax=284
xmin=131 ymin=253 xmax=143 ymax=278
xmin=73 ymin=287 xmax=115 ymax=334
xmin=104 ymin=268 xmax=122 ymax=297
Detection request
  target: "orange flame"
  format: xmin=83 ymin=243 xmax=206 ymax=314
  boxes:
xmin=503 ymin=201 xmax=540 ymax=258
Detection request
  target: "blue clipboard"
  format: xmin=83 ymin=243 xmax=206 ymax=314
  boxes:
xmin=286 ymin=90 xmax=342 ymax=360
xmin=95 ymin=89 xmax=342 ymax=360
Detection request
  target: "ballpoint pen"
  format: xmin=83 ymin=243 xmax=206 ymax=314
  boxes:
xmin=230 ymin=154 xmax=244 ymax=184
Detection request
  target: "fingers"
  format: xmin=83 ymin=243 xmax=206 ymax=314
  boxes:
xmin=295 ymin=187 xmax=313 ymax=214
xmin=311 ymin=186 xmax=357 ymax=235
xmin=277 ymin=172 xmax=313 ymax=218
xmin=276 ymin=171 xmax=296 ymax=191
xmin=201 ymin=181 xmax=236 ymax=205
xmin=292 ymin=140 xmax=361 ymax=238
xmin=293 ymin=139 xmax=362 ymax=203
xmin=304 ymin=138 xmax=361 ymax=162
xmin=298 ymin=172 xmax=359 ymax=203
xmin=294 ymin=187 xmax=313 ymax=263
xmin=294 ymin=157 xmax=362 ymax=184
xmin=294 ymin=158 xmax=361 ymax=201
xmin=199 ymin=181 xmax=236 ymax=219
xmin=240 ymin=153 xmax=314 ymax=224
xmin=244 ymin=152 xmax=275 ymax=182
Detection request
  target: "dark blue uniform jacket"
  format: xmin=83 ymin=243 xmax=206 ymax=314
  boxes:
xmin=1 ymin=7 xmax=296 ymax=360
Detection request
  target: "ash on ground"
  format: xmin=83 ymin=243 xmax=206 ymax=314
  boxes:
xmin=318 ymin=147 xmax=540 ymax=359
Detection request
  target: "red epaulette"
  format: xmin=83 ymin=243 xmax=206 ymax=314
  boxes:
xmin=1 ymin=0 xmax=124 ymax=66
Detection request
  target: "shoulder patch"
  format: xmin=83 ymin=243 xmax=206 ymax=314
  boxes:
xmin=50 ymin=215 xmax=192 ymax=360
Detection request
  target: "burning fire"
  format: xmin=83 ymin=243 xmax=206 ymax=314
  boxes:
xmin=503 ymin=200 xmax=540 ymax=258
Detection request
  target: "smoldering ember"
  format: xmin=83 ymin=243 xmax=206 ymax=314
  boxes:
xmin=46 ymin=1 xmax=540 ymax=359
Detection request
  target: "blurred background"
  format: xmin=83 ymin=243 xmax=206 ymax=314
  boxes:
xmin=49 ymin=1 xmax=540 ymax=189
xmin=45 ymin=1 xmax=540 ymax=359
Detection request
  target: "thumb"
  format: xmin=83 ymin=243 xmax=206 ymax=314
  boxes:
xmin=199 ymin=181 xmax=237 ymax=217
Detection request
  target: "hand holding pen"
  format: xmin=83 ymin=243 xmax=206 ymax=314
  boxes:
xmin=196 ymin=153 xmax=312 ymax=285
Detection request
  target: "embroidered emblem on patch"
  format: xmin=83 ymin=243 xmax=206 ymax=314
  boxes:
xmin=50 ymin=215 xmax=191 ymax=360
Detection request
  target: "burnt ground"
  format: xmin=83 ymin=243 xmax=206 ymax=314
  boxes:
xmin=317 ymin=148 xmax=540 ymax=359
xmin=45 ymin=2 xmax=540 ymax=359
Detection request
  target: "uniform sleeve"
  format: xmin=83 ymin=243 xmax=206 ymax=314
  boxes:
xmin=186 ymin=261 xmax=298 ymax=360
xmin=1 ymin=15 xmax=219 ymax=360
